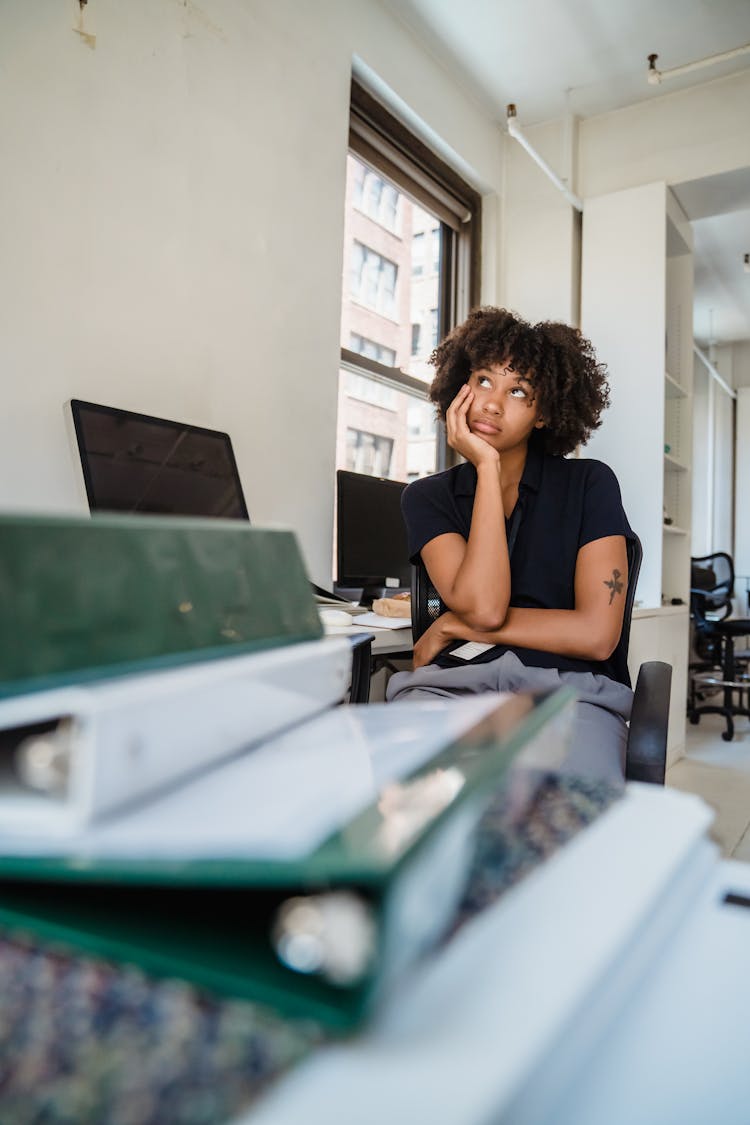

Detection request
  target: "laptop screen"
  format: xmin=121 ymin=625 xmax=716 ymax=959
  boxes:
xmin=68 ymin=399 xmax=249 ymax=520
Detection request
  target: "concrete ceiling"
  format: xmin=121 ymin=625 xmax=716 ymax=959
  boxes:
xmin=383 ymin=0 xmax=750 ymax=346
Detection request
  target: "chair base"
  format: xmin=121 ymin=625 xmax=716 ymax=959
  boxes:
xmin=688 ymin=692 xmax=750 ymax=742
xmin=687 ymin=631 xmax=750 ymax=742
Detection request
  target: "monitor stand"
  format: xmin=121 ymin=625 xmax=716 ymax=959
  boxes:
xmin=310 ymin=583 xmax=350 ymax=604
xmin=358 ymin=585 xmax=383 ymax=609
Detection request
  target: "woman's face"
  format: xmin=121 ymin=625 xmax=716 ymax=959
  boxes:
xmin=465 ymin=362 xmax=543 ymax=453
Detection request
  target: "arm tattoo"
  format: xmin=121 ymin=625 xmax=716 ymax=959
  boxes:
xmin=603 ymin=569 xmax=624 ymax=605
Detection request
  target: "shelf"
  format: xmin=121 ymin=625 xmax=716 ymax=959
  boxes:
xmin=664 ymin=452 xmax=688 ymax=472
xmin=632 ymin=603 xmax=689 ymax=619
xmin=664 ymin=371 xmax=688 ymax=398
xmin=663 ymin=524 xmax=688 ymax=535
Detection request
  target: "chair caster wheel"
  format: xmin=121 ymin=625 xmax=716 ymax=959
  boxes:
xmin=722 ymin=730 xmax=734 ymax=742
xmin=688 ymin=713 xmax=700 ymax=725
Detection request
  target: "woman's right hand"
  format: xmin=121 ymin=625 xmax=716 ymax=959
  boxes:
xmin=445 ymin=385 xmax=499 ymax=467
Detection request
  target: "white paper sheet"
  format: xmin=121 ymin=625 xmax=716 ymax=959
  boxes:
xmin=350 ymin=612 xmax=412 ymax=630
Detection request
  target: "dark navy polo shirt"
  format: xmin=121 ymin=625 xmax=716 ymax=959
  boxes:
xmin=401 ymin=432 xmax=635 ymax=685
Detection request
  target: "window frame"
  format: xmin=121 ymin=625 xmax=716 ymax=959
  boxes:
xmin=344 ymin=79 xmax=482 ymax=474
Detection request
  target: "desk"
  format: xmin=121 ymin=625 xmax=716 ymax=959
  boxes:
xmin=356 ymin=624 xmax=412 ymax=658
xmin=323 ymin=622 xmax=413 ymax=657
xmin=324 ymin=624 xmax=412 ymax=701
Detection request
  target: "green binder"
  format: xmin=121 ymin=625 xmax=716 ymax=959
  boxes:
xmin=0 ymin=688 xmax=575 ymax=1032
xmin=0 ymin=513 xmax=322 ymax=698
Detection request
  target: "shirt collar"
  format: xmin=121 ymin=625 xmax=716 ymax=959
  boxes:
xmin=454 ymin=432 xmax=545 ymax=497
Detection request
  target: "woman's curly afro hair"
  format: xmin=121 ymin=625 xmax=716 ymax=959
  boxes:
xmin=429 ymin=307 xmax=610 ymax=457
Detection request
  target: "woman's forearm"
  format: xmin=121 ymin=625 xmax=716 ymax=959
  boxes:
xmin=441 ymin=605 xmax=620 ymax=663
xmin=437 ymin=462 xmax=511 ymax=629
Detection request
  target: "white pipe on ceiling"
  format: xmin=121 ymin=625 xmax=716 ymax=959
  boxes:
xmin=647 ymin=43 xmax=750 ymax=85
xmin=694 ymin=342 xmax=736 ymax=400
xmin=505 ymin=106 xmax=583 ymax=213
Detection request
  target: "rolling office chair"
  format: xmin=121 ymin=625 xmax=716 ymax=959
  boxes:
xmin=688 ymin=552 xmax=750 ymax=742
xmin=411 ymin=534 xmax=672 ymax=784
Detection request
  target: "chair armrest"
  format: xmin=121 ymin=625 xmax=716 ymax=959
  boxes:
xmin=347 ymin=632 xmax=374 ymax=704
xmin=625 ymin=660 xmax=672 ymax=785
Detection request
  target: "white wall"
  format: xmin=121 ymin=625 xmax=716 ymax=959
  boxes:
xmin=0 ymin=0 xmax=504 ymax=585
xmin=578 ymin=70 xmax=750 ymax=198
xmin=731 ymin=342 xmax=750 ymax=388
xmin=500 ymin=121 xmax=579 ymax=324
xmin=713 ymin=387 xmax=734 ymax=554
xmin=691 ymin=363 xmax=711 ymax=557
xmin=691 ymin=346 xmax=738 ymax=563
xmin=736 ymin=388 xmax=750 ymax=586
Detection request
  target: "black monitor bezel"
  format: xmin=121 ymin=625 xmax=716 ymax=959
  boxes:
xmin=335 ymin=469 xmax=409 ymax=589
xmin=68 ymin=398 xmax=250 ymax=520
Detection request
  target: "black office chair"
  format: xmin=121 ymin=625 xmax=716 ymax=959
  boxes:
xmin=411 ymin=534 xmax=671 ymax=784
xmin=688 ymin=552 xmax=750 ymax=741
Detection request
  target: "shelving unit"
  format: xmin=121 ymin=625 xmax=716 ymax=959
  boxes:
xmin=662 ymin=192 xmax=693 ymax=607
xmin=664 ymin=371 xmax=687 ymax=398
xmin=581 ymin=181 xmax=693 ymax=763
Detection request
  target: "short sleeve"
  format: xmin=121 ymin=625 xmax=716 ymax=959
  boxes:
xmin=578 ymin=461 xmax=633 ymax=548
xmin=401 ymin=474 xmax=466 ymax=561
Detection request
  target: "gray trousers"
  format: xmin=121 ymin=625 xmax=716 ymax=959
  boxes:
xmin=386 ymin=651 xmax=633 ymax=785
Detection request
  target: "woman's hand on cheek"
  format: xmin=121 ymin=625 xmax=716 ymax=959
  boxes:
xmin=445 ymin=385 xmax=499 ymax=468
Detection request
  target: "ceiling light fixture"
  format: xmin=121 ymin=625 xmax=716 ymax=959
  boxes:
xmin=505 ymin=105 xmax=583 ymax=212
xmin=647 ymin=43 xmax=750 ymax=85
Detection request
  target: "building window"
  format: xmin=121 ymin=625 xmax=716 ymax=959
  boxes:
xmin=337 ymin=78 xmax=481 ymax=503
xmin=345 ymin=371 xmax=397 ymax=410
xmin=429 ymin=307 xmax=439 ymax=348
xmin=353 ymin=164 xmax=401 ymax=233
xmin=412 ymin=231 xmax=425 ymax=276
xmin=350 ymin=242 xmax=398 ymax=319
xmin=431 ymin=227 xmax=441 ymax=273
xmin=349 ymin=333 xmax=396 ymax=368
xmin=345 ymin=428 xmax=394 ymax=477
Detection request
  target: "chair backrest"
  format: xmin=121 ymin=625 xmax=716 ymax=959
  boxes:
xmin=410 ymin=558 xmax=446 ymax=643
xmin=621 ymin=534 xmax=642 ymax=668
xmin=690 ymin=552 xmax=734 ymax=623
xmin=411 ymin=533 xmax=643 ymax=679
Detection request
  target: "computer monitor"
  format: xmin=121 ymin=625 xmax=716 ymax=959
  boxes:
xmin=336 ymin=469 xmax=410 ymax=606
xmin=66 ymin=399 xmax=249 ymax=520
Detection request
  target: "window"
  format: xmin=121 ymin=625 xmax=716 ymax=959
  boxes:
xmin=431 ymin=227 xmax=441 ymax=273
xmin=349 ymin=333 xmax=396 ymax=367
xmin=345 ymin=371 xmax=397 ymax=410
xmin=412 ymin=231 xmax=425 ymax=276
xmin=337 ymin=78 xmax=481 ymax=496
xmin=345 ymin=429 xmax=394 ymax=478
xmin=350 ymin=242 xmax=398 ymax=319
xmin=352 ymin=164 xmax=400 ymax=232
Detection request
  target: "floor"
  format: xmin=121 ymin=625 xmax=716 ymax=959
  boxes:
xmin=666 ymin=705 xmax=750 ymax=861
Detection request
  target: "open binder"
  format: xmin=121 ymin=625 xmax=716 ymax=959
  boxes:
xmin=0 ymin=689 xmax=574 ymax=1032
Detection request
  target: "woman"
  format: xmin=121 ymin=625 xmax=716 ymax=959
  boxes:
xmin=386 ymin=307 xmax=635 ymax=783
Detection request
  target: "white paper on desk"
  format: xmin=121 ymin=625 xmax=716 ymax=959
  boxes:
xmin=352 ymin=612 xmax=412 ymax=630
